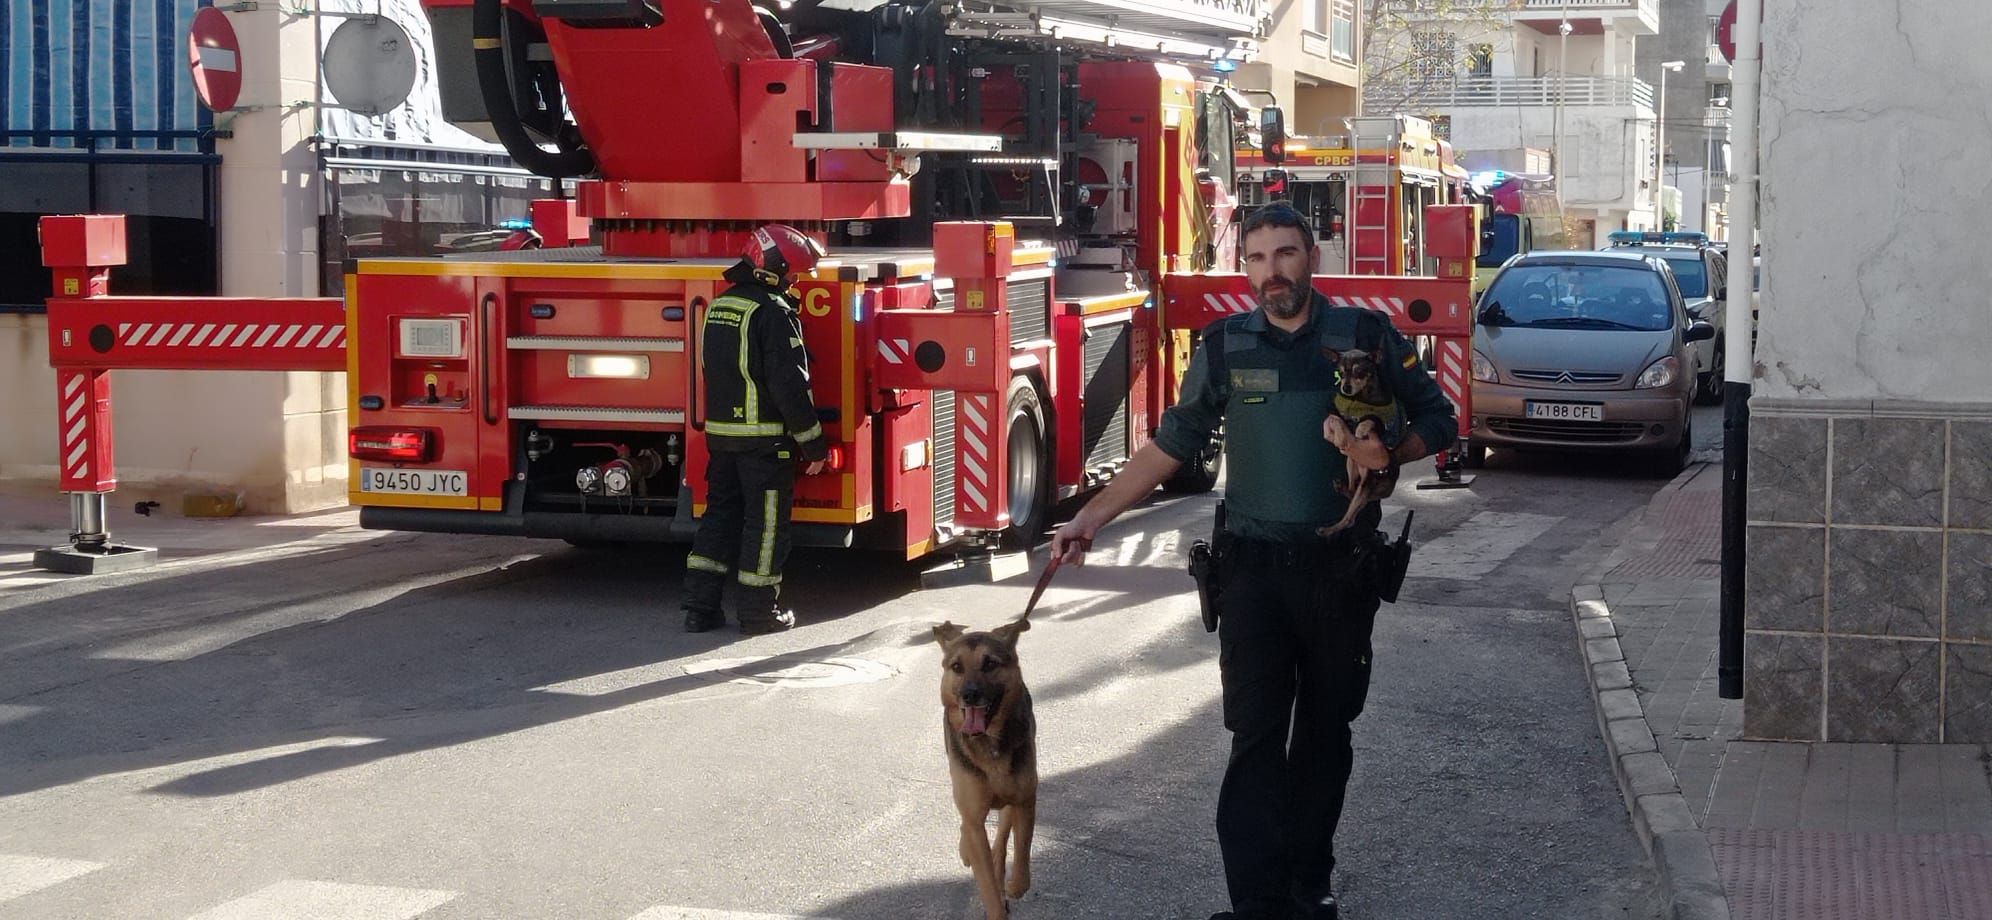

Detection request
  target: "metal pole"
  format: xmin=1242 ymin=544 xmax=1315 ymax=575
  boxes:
xmin=69 ymin=492 xmax=109 ymax=550
xmin=1720 ymin=0 xmax=1761 ymax=701
xmin=1556 ymin=9 xmax=1569 ymax=243
xmin=1653 ymin=68 xmax=1666 ymax=229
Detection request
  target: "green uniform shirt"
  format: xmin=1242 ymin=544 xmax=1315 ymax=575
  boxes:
xmin=1152 ymin=289 xmax=1457 ymax=543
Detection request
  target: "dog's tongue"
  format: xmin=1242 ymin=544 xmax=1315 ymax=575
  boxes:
xmin=962 ymin=705 xmax=990 ymax=735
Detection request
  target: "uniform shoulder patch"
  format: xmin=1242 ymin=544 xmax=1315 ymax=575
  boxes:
xmin=1401 ymin=352 xmax=1419 ymax=369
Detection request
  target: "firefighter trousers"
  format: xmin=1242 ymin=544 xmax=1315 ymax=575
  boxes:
xmin=684 ymin=444 xmax=797 ymax=617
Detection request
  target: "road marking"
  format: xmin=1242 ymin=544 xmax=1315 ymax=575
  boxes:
xmin=1408 ymin=511 xmax=1562 ymax=579
xmin=0 ymin=854 xmax=104 ymax=904
xmin=628 ymin=908 xmax=839 ymax=920
xmin=188 ymin=880 xmax=456 ymax=920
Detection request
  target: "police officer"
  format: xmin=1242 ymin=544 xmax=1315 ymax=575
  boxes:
xmin=682 ymin=224 xmax=830 ymax=635
xmin=1051 ymin=204 xmax=1455 ymax=919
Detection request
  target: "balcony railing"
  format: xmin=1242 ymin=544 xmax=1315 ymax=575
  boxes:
xmin=1519 ymin=0 xmax=1644 ymax=8
xmin=1365 ymin=74 xmax=1654 ymax=110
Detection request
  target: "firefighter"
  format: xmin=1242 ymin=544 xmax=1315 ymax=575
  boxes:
xmin=682 ymin=224 xmax=830 ymax=635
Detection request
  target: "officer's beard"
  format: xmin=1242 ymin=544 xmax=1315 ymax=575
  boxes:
xmin=1256 ymin=272 xmax=1310 ymax=320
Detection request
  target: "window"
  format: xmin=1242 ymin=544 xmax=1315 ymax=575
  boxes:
xmin=1467 ymin=43 xmax=1494 ymax=78
xmin=0 ymin=155 xmax=217 ymax=310
xmin=322 ymin=164 xmax=574 ymax=296
xmin=1306 ymin=0 xmax=1325 ymax=35
xmin=1331 ymin=0 xmax=1357 ymax=64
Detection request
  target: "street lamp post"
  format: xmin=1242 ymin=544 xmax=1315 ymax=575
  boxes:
xmin=1654 ymin=60 xmax=1686 ymax=230
xmin=1555 ymin=14 xmax=1571 ymax=241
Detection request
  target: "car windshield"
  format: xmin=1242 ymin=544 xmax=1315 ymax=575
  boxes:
xmin=1480 ymin=263 xmax=1674 ymax=332
xmin=1659 ymin=254 xmax=1708 ymax=296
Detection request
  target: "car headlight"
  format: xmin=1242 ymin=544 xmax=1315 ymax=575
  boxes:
xmin=1471 ymin=350 xmax=1498 ymax=383
xmin=1636 ymin=356 xmax=1679 ymax=389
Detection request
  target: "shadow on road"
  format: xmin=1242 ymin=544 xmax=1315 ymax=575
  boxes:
xmin=0 ymin=536 xmax=931 ymax=798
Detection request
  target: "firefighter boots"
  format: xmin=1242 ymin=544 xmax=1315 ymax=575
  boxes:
xmin=738 ymin=603 xmax=796 ymax=635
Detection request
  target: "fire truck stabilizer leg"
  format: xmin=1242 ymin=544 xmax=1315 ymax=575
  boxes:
xmin=916 ymin=542 xmax=1031 ymax=590
xmin=32 ymin=492 xmax=159 ymax=575
xmin=1413 ymin=448 xmax=1475 ymax=490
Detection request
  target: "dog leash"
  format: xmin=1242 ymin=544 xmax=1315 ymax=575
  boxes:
xmin=1020 ymin=540 xmax=1086 ymax=619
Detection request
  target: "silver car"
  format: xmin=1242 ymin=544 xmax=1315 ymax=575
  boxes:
xmin=1466 ymin=252 xmax=1715 ymax=475
xmin=1604 ymin=232 xmax=1731 ymax=404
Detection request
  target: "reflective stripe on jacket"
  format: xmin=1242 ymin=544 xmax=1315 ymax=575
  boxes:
xmin=700 ymin=283 xmax=828 ymax=459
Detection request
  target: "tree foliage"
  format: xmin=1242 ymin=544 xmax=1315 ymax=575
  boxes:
xmin=1362 ymin=0 xmax=1523 ymax=113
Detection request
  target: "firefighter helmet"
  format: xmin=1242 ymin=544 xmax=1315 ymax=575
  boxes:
xmin=745 ymin=224 xmax=827 ymax=282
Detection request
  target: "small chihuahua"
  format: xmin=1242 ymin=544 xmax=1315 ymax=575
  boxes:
xmin=1322 ymin=347 xmax=1401 ymax=538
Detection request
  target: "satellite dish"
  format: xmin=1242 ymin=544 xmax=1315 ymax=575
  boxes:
xmin=322 ymin=17 xmax=418 ymax=116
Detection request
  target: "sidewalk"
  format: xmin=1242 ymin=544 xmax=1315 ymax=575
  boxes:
xmin=0 ymin=489 xmax=360 ymax=592
xmin=1574 ymin=463 xmax=1992 ymax=920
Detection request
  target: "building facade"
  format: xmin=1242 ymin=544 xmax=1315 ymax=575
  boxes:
xmin=1 ymin=1 xmax=571 ymax=513
xmin=1230 ymin=0 xmax=1364 ymax=140
xmin=1633 ymin=0 xmax=1733 ymax=236
xmin=1745 ymin=0 xmax=1992 ymax=743
xmin=1365 ymin=0 xmax=1661 ymax=248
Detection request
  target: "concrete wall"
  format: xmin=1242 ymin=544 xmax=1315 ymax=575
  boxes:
xmin=1744 ymin=0 xmax=1992 ymax=744
xmin=1 ymin=6 xmax=345 ymax=514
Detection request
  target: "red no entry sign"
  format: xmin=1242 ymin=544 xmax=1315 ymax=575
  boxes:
xmin=1718 ymin=0 xmax=1762 ymax=65
xmin=188 ymin=7 xmax=242 ymax=112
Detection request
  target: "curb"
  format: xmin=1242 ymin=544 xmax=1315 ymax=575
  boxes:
xmin=1572 ymin=465 xmax=1733 ymax=920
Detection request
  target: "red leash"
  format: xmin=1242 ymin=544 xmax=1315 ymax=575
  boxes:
xmin=1021 ymin=541 xmax=1086 ymax=619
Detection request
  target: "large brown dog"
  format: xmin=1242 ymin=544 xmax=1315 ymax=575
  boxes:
xmin=933 ymin=617 xmax=1037 ymax=920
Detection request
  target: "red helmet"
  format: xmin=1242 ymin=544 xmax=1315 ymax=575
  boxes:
xmin=745 ymin=224 xmax=827 ymax=282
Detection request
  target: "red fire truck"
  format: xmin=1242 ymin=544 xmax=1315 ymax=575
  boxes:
xmin=337 ymin=0 xmax=1265 ymax=559
xmin=36 ymin=0 xmax=1480 ymax=572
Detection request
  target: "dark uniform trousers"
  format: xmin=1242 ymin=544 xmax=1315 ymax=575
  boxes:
xmin=683 ymin=443 xmax=798 ymax=617
xmin=1215 ymin=541 xmax=1381 ymax=915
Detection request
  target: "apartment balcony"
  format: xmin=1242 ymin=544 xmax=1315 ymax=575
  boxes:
xmin=950 ymin=0 xmax=1268 ymax=55
xmin=1365 ymin=74 xmax=1655 ymax=111
xmin=1369 ymin=73 xmax=1658 ymax=217
xmin=1512 ymin=0 xmax=1658 ymax=36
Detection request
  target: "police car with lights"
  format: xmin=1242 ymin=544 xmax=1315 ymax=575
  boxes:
xmin=1605 ymin=231 xmax=1730 ymax=404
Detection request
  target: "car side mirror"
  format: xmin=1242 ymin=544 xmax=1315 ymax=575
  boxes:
xmin=1684 ymin=320 xmax=1716 ymax=343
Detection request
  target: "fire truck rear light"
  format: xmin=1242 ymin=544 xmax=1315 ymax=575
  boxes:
xmin=568 ymin=354 xmax=650 ymax=379
xmin=901 ymin=439 xmax=929 ymax=472
xmin=349 ymin=428 xmax=434 ymax=462
xmin=825 ymin=445 xmax=847 ymax=472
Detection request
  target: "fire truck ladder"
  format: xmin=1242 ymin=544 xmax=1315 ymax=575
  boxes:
xmin=1348 ymin=122 xmax=1393 ymax=276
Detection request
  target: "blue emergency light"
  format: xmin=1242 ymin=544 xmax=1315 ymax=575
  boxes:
xmin=1608 ymin=230 xmax=1707 ymax=247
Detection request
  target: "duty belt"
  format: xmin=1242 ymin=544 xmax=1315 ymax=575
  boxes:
xmin=1226 ymin=533 xmax=1370 ymax=568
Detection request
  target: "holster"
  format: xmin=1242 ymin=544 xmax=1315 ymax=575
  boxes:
xmin=1188 ymin=500 xmax=1230 ymax=632
xmin=1364 ymin=510 xmax=1416 ymax=604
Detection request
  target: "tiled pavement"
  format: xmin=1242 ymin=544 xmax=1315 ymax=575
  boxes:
xmin=1577 ymin=463 xmax=1992 ymax=919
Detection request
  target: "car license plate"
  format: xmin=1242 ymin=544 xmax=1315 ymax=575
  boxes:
xmin=360 ymin=467 xmax=468 ymax=496
xmin=1524 ymin=401 xmax=1604 ymax=422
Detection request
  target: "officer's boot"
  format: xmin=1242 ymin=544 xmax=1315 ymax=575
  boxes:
xmin=735 ymin=586 xmax=796 ymax=635
xmin=681 ymin=569 xmax=727 ymax=633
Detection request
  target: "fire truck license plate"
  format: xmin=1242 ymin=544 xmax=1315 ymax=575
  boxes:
xmin=1524 ymin=401 xmax=1604 ymax=422
xmin=361 ymin=468 xmax=468 ymax=496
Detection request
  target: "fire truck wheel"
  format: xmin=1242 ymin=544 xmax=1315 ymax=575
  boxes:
xmin=1002 ymin=379 xmax=1051 ymax=548
xmin=1162 ymin=427 xmax=1223 ymax=494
